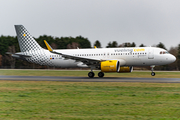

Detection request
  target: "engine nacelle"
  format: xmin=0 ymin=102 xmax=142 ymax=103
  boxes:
xmin=100 ymin=60 xmax=120 ymax=72
xmin=119 ymin=66 xmax=133 ymax=73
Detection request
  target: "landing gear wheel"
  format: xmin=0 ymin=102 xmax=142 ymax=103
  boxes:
xmin=88 ymin=72 xmax=95 ymax=78
xmin=98 ymin=72 xmax=104 ymax=78
xmin=151 ymin=72 xmax=155 ymax=76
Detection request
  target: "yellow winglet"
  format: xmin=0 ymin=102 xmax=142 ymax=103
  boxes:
xmin=44 ymin=40 xmax=53 ymax=52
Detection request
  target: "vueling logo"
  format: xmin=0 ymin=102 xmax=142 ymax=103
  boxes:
xmin=133 ymin=48 xmax=145 ymax=52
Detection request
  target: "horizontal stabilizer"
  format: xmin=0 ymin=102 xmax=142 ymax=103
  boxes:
xmin=6 ymin=52 xmax=31 ymax=58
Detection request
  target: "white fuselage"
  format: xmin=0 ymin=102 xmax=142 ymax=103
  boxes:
xmin=24 ymin=47 xmax=176 ymax=68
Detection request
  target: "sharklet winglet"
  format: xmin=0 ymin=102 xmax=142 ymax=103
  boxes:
xmin=44 ymin=40 xmax=53 ymax=52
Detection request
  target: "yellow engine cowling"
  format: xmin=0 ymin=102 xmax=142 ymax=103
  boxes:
xmin=119 ymin=66 xmax=133 ymax=73
xmin=100 ymin=60 xmax=120 ymax=72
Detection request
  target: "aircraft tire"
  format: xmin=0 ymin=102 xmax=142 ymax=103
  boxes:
xmin=98 ymin=72 xmax=104 ymax=78
xmin=88 ymin=72 xmax=95 ymax=78
xmin=151 ymin=72 xmax=155 ymax=76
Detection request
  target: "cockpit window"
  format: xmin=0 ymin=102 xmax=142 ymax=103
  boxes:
xmin=160 ymin=51 xmax=169 ymax=54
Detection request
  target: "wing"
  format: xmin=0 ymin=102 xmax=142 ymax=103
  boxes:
xmin=44 ymin=40 xmax=104 ymax=66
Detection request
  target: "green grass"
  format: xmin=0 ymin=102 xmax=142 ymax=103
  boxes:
xmin=0 ymin=69 xmax=180 ymax=78
xmin=1 ymin=81 xmax=180 ymax=119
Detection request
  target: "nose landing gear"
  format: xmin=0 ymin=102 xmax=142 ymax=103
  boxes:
xmin=151 ymin=72 xmax=155 ymax=76
xmin=150 ymin=65 xmax=155 ymax=76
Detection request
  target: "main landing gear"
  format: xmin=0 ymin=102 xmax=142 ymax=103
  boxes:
xmin=98 ymin=72 xmax=104 ymax=78
xmin=88 ymin=72 xmax=95 ymax=78
xmin=150 ymin=65 xmax=155 ymax=76
xmin=88 ymin=69 xmax=104 ymax=78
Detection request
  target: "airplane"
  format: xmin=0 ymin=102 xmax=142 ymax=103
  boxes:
xmin=9 ymin=25 xmax=176 ymax=78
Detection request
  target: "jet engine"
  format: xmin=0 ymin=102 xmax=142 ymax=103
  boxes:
xmin=100 ymin=60 xmax=120 ymax=72
xmin=119 ymin=66 xmax=133 ymax=73
xmin=100 ymin=60 xmax=133 ymax=73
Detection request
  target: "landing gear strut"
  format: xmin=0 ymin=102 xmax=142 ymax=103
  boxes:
xmin=150 ymin=65 xmax=155 ymax=76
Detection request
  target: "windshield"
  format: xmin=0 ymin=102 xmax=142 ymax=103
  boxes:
xmin=160 ymin=51 xmax=169 ymax=54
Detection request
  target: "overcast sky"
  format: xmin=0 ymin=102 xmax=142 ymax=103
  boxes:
xmin=1 ymin=0 xmax=180 ymax=50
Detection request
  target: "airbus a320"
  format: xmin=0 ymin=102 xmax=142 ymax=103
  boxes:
xmin=9 ymin=25 xmax=176 ymax=78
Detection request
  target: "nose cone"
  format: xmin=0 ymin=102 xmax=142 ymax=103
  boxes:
xmin=169 ymin=54 xmax=176 ymax=63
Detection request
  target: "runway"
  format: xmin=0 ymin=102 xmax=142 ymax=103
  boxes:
xmin=0 ymin=75 xmax=180 ymax=83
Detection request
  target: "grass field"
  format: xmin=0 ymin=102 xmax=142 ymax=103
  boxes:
xmin=0 ymin=69 xmax=180 ymax=119
xmin=0 ymin=69 xmax=180 ymax=78
xmin=1 ymin=81 xmax=180 ymax=119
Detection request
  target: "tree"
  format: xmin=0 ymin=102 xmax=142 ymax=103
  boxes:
xmin=124 ymin=43 xmax=131 ymax=47
xmin=106 ymin=41 xmax=118 ymax=48
xmin=177 ymin=44 xmax=180 ymax=70
xmin=94 ymin=40 xmax=101 ymax=48
xmin=67 ymin=42 xmax=80 ymax=49
xmin=5 ymin=45 xmax=16 ymax=68
xmin=156 ymin=42 xmax=167 ymax=50
xmin=177 ymin=44 xmax=180 ymax=59
xmin=139 ymin=44 xmax=146 ymax=47
xmin=131 ymin=42 xmax=136 ymax=47
xmin=106 ymin=42 xmax=112 ymax=48
xmin=0 ymin=55 xmax=2 ymax=67
xmin=168 ymin=47 xmax=178 ymax=70
xmin=112 ymin=41 xmax=118 ymax=47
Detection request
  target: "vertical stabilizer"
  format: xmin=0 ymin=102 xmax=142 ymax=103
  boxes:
xmin=15 ymin=25 xmax=42 ymax=52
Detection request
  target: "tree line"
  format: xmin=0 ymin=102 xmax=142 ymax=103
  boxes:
xmin=0 ymin=35 xmax=179 ymax=70
xmin=0 ymin=35 xmax=91 ymax=69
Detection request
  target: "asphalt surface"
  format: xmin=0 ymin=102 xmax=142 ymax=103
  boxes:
xmin=0 ymin=75 xmax=180 ymax=83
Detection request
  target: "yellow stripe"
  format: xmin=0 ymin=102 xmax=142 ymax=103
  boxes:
xmin=44 ymin=40 xmax=53 ymax=52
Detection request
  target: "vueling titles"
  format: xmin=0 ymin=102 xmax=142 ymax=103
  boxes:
xmin=114 ymin=48 xmax=145 ymax=53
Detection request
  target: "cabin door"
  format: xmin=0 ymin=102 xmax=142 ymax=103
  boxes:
xmin=148 ymin=48 xmax=154 ymax=59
